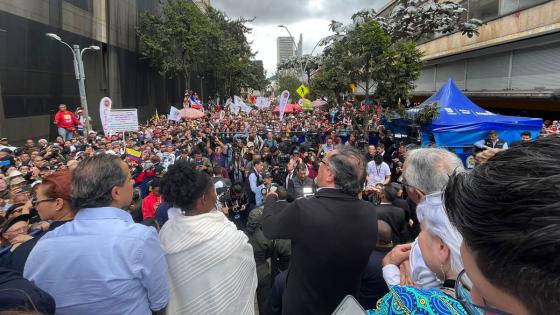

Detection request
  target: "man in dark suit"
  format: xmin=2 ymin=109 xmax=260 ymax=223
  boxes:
xmin=375 ymin=184 xmax=407 ymax=244
xmin=376 ymin=143 xmax=393 ymax=166
xmin=287 ymin=163 xmax=316 ymax=199
xmin=262 ymin=146 xmax=377 ymax=315
xmin=359 ymin=220 xmax=393 ymax=309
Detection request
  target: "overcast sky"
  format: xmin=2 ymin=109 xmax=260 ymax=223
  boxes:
xmin=212 ymin=0 xmax=389 ymax=77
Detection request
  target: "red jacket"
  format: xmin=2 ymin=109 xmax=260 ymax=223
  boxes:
xmin=54 ymin=111 xmax=81 ymax=129
xmin=141 ymin=192 xmax=161 ymax=220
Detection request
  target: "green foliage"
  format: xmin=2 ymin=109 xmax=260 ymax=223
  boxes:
xmin=374 ymin=40 xmax=424 ymax=108
xmin=321 ymin=20 xmax=423 ymax=108
xmin=137 ymin=1 xmax=215 ymax=87
xmin=277 ymin=55 xmax=322 ymax=82
xmin=276 ymin=73 xmax=302 ymax=100
xmin=137 ymin=1 xmax=266 ymax=95
xmin=387 ymin=102 xmax=440 ymax=125
xmin=415 ymin=102 xmax=440 ymax=124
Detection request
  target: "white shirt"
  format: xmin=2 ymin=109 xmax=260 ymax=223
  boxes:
xmin=366 ymin=161 xmax=391 ymax=187
xmin=382 ymin=239 xmax=441 ymax=289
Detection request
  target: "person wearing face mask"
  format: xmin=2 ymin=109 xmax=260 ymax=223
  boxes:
xmin=367 ymin=193 xmax=467 ymax=314
xmin=159 ymin=161 xmax=257 ymax=315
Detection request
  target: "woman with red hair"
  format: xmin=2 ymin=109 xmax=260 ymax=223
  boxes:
xmin=0 ymin=170 xmax=76 ymax=273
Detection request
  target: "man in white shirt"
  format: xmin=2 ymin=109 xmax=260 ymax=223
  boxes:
xmin=366 ymin=154 xmax=391 ymax=188
xmin=474 ymin=130 xmax=509 ymax=150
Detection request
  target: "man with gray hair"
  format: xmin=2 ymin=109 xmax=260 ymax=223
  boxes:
xmin=262 ymin=146 xmax=378 ymax=315
xmin=382 ymin=148 xmax=464 ymax=289
xmin=24 ymin=154 xmax=169 ymax=315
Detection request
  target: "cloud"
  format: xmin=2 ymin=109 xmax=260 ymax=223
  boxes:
xmin=212 ymin=0 xmax=390 ymax=76
xmin=213 ymin=0 xmax=387 ymax=25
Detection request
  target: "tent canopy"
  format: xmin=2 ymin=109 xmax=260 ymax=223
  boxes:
xmin=393 ymin=79 xmax=542 ymax=147
xmin=273 ymin=103 xmax=302 ymax=113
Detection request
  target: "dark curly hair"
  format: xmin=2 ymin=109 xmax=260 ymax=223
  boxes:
xmin=160 ymin=160 xmax=212 ymax=211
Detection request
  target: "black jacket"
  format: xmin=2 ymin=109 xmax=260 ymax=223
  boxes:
xmin=0 ymin=267 xmax=56 ymax=314
xmin=375 ymin=204 xmax=406 ymax=244
xmin=262 ymin=188 xmax=378 ymax=315
xmin=358 ymin=246 xmax=392 ymax=309
xmin=0 ymin=221 xmax=69 ymax=275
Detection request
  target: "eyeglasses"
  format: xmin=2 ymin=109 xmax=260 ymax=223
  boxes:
xmin=455 ymin=270 xmax=514 ymax=315
xmin=31 ymin=197 xmax=56 ymax=207
xmin=400 ymin=177 xmax=425 ymax=195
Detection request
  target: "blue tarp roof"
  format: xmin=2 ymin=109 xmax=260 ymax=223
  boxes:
xmin=411 ymin=79 xmax=543 ymax=132
xmin=389 ymin=79 xmax=543 ymax=148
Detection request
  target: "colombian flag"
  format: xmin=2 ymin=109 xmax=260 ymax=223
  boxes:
xmin=126 ymin=148 xmax=142 ymax=161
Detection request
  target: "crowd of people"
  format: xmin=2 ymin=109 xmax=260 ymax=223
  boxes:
xmin=0 ymin=96 xmax=558 ymax=315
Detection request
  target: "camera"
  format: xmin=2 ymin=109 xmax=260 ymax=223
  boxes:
xmin=302 ymin=186 xmax=315 ymax=198
xmin=261 ymin=183 xmax=279 ymax=196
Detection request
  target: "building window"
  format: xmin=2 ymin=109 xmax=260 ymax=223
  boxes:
xmin=470 ymin=0 xmax=549 ymax=21
xmin=469 ymin=0 xmax=500 ymax=21
xmin=499 ymin=0 xmax=519 ymax=15
xmin=518 ymin=0 xmax=548 ymax=9
xmin=64 ymin=0 xmax=92 ymax=12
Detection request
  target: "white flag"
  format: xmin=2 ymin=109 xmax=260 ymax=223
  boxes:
xmin=235 ymin=96 xmax=252 ymax=114
xmin=99 ymin=97 xmax=112 ymax=136
xmin=232 ymin=96 xmax=244 ymax=115
xmin=168 ymin=106 xmax=182 ymax=122
xmin=278 ymin=90 xmax=290 ymax=121
xmin=225 ymin=97 xmax=233 ymax=112
xmin=256 ymin=97 xmax=270 ymax=109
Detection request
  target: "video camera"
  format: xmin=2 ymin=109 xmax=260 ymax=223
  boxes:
xmin=261 ymin=183 xmax=279 ymax=197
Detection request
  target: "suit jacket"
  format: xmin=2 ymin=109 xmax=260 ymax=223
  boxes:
xmin=262 ymin=188 xmax=378 ymax=315
xmin=358 ymin=246 xmax=392 ymax=309
xmin=375 ymin=203 xmax=406 ymax=244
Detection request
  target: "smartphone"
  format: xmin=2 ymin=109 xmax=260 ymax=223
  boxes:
xmin=332 ymin=295 xmax=366 ymax=315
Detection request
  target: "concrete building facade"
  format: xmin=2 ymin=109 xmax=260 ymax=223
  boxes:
xmin=277 ymin=36 xmax=295 ymax=66
xmin=405 ymin=0 xmax=560 ymax=116
xmin=0 ymin=0 xmax=203 ymax=142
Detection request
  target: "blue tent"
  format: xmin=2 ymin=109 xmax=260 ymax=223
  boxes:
xmin=393 ymin=79 xmax=542 ymax=148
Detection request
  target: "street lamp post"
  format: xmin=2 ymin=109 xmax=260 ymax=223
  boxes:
xmin=197 ymin=74 xmax=205 ymax=101
xmin=46 ymin=33 xmax=99 ymax=135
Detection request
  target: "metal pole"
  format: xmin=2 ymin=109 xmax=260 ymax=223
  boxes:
xmin=200 ymin=76 xmax=204 ymax=102
xmin=73 ymin=45 xmax=90 ymax=135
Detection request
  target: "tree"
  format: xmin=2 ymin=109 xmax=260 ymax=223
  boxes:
xmin=204 ymin=8 xmax=266 ymax=96
xmin=276 ymin=73 xmax=301 ymax=100
xmin=318 ymin=0 xmax=482 ymax=129
xmin=327 ymin=0 xmax=483 ymax=43
xmin=137 ymin=2 xmax=267 ymax=98
xmin=137 ymin=1 xmax=216 ymax=90
xmin=277 ymin=55 xmax=322 ymax=83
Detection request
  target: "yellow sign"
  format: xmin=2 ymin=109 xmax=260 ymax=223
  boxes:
xmin=296 ymin=84 xmax=309 ymax=98
xmin=299 ymin=98 xmax=313 ymax=111
xmin=350 ymin=83 xmax=357 ymax=93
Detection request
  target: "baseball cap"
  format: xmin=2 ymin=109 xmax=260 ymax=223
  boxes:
xmin=263 ymin=171 xmax=273 ymax=178
xmin=5 ymin=203 xmax=25 ymax=217
xmin=1 ymin=213 xmax=30 ymax=235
